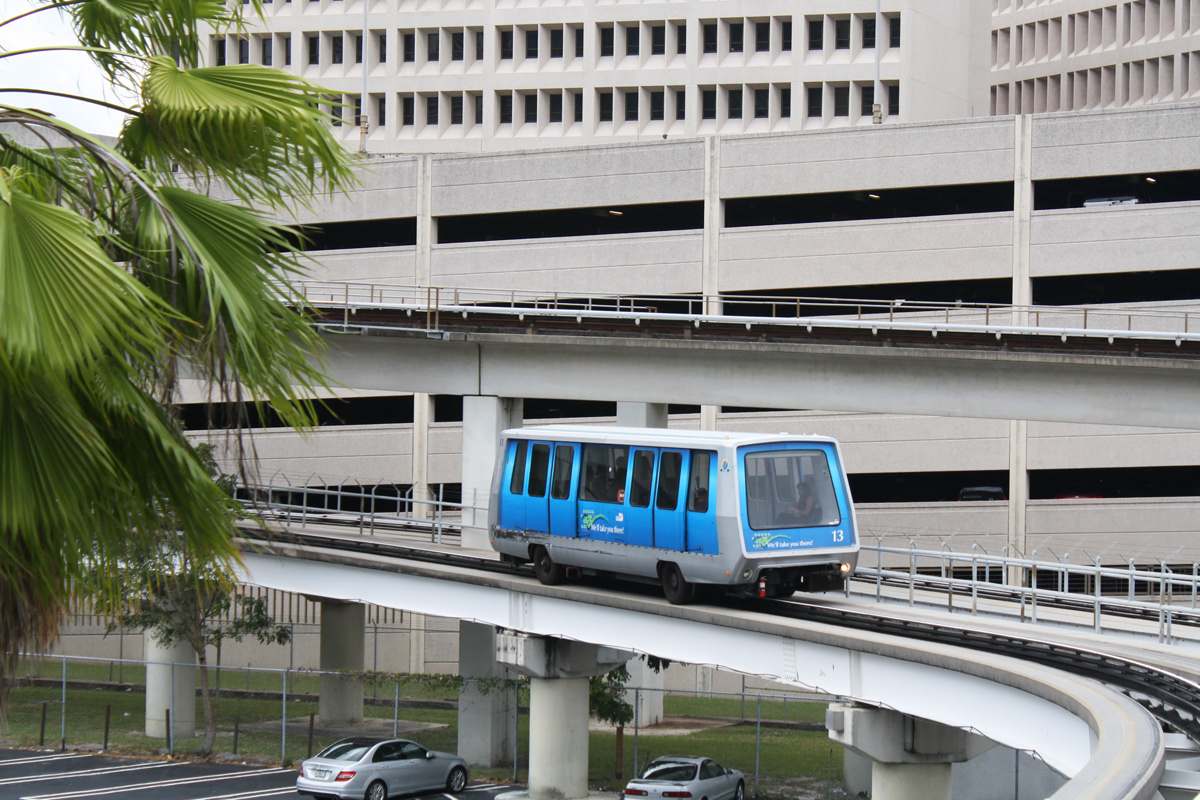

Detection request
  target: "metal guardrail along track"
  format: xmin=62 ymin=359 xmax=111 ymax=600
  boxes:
xmin=238 ymin=523 xmax=1200 ymax=744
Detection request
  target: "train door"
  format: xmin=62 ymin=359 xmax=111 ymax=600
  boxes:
xmin=623 ymin=448 xmax=656 ymax=547
xmin=498 ymin=439 xmax=528 ymax=531
xmin=685 ymin=450 xmax=719 ymax=553
xmin=653 ymin=450 xmax=686 ymax=551
xmin=578 ymin=443 xmax=630 ymax=543
xmin=548 ymin=443 xmax=578 ymax=537
xmin=524 ymin=442 xmax=553 ymax=534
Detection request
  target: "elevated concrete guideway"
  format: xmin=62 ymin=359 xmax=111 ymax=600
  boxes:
xmin=318 ymin=326 xmax=1200 ymax=429
xmin=235 ymin=540 xmax=1165 ymax=800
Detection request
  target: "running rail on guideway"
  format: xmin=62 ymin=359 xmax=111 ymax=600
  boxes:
xmin=284 ymin=282 xmax=1200 ymax=429
xmin=235 ymin=523 xmax=1169 ymax=800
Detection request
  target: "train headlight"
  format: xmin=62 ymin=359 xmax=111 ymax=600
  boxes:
xmin=742 ymin=569 xmax=752 ymax=580
xmin=840 ymin=563 xmax=852 ymax=573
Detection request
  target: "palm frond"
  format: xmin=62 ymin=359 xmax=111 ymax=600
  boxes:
xmin=127 ymin=58 xmax=357 ymax=207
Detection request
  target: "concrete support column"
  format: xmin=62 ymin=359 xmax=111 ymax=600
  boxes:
xmin=461 ymin=395 xmax=524 ymax=550
xmin=458 ymin=622 xmax=514 ymax=767
xmin=407 ymin=612 xmax=426 ymax=672
xmin=616 ymin=402 xmax=668 ymax=429
xmin=145 ymin=636 xmax=196 ymax=739
xmin=1008 ymin=114 xmax=1034 ymax=585
xmin=700 ymin=135 xmax=723 ymax=435
xmin=412 ymin=392 xmax=434 ymax=519
xmin=828 ymin=705 xmax=994 ymax=800
xmin=1007 ymin=419 xmax=1030 ymax=584
xmin=1011 ymin=114 xmax=1033 ymax=321
xmin=416 ymin=154 xmax=434 ymax=288
xmin=319 ymin=600 xmax=366 ymax=725
xmin=497 ymin=633 xmax=632 ymax=800
xmin=625 ymin=657 xmax=664 ymax=727
xmin=529 ymin=676 xmax=590 ymax=798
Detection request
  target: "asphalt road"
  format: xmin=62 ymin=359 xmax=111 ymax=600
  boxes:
xmin=0 ymin=749 xmax=519 ymax=800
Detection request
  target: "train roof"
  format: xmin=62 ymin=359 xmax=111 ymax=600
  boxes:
xmin=501 ymin=425 xmax=840 ymax=449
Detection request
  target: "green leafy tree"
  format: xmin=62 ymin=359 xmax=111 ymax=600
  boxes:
xmin=104 ymin=548 xmax=291 ymax=756
xmin=591 ymin=656 xmax=669 ymax=780
xmin=96 ymin=439 xmax=292 ymax=756
xmin=0 ymin=0 xmax=356 ymax=709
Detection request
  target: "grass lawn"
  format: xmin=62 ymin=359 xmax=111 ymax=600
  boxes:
xmin=3 ymin=662 xmax=841 ymax=797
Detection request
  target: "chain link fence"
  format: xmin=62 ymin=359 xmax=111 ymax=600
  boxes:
xmin=2 ymin=655 xmax=1060 ymax=799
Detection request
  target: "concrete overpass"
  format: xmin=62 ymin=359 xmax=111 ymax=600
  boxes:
xmin=319 ymin=323 xmax=1200 ymax=430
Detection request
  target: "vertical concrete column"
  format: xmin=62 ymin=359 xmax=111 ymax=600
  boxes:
xmin=625 ymin=658 xmax=664 ymax=727
xmin=1011 ymin=114 xmax=1033 ymax=321
xmin=616 ymin=402 xmax=668 ymax=429
xmin=145 ymin=636 xmax=197 ymax=739
xmin=1008 ymin=420 xmax=1030 ymax=584
xmin=497 ymin=633 xmax=632 ymax=800
xmin=458 ymin=622 xmax=514 ymax=767
xmin=411 ymin=392 xmax=434 ymax=519
xmin=416 ymin=153 xmax=434 ymax=288
xmin=407 ymin=612 xmax=426 ymax=672
xmin=700 ymin=135 xmax=723 ymax=433
xmin=319 ymin=600 xmax=366 ymax=725
xmin=461 ymin=395 xmax=524 ymax=551
xmin=1008 ymin=114 xmax=1034 ymax=584
xmin=528 ymin=676 xmax=590 ymax=800
xmin=827 ymin=705 xmax=993 ymax=800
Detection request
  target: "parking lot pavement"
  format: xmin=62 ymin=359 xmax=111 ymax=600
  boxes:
xmin=0 ymin=749 xmax=522 ymax=800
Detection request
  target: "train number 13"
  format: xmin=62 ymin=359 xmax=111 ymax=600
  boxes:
xmin=832 ymin=530 xmax=845 ymax=542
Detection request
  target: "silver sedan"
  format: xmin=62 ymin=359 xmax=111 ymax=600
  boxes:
xmin=623 ymin=756 xmax=745 ymax=800
xmin=296 ymin=737 xmax=469 ymax=800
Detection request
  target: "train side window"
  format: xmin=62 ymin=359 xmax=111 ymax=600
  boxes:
xmin=581 ymin=444 xmax=630 ymax=503
xmin=657 ymin=451 xmax=682 ymax=510
xmin=551 ymin=445 xmax=574 ymax=499
xmin=509 ymin=440 xmax=528 ymax=494
xmin=528 ymin=443 xmax=551 ymax=498
xmin=688 ymin=451 xmax=712 ymax=512
xmin=630 ymin=449 xmax=654 ymax=508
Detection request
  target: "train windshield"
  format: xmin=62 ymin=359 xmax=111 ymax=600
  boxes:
xmin=744 ymin=450 xmax=841 ymax=531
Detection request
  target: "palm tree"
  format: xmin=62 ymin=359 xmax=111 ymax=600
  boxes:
xmin=0 ymin=0 xmax=357 ymax=708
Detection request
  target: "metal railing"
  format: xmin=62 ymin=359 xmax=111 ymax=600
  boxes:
xmin=293 ymin=280 xmax=1200 ymax=345
xmin=856 ymin=538 xmax=1200 ymax=642
xmin=233 ymin=484 xmax=1199 ymax=641
xmin=236 ymin=474 xmax=468 ymax=544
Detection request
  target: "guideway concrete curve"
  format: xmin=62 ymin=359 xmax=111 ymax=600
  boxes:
xmin=236 ymin=544 xmax=1164 ymax=800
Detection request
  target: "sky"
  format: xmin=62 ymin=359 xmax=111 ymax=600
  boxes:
xmin=0 ymin=0 xmax=131 ymax=135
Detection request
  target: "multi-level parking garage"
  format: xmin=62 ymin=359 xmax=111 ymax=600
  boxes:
xmin=188 ymin=101 xmax=1200 ymax=575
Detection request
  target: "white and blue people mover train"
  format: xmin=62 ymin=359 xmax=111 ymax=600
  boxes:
xmin=489 ymin=426 xmax=858 ymax=604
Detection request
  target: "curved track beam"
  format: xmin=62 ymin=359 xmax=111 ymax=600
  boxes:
xmin=237 ymin=545 xmax=1163 ymax=799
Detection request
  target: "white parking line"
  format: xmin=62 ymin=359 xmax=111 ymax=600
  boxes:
xmin=466 ymin=784 xmax=503 ymax=791
xmin=185 ymin=789 xmax=298 ymax=800
xmin=0 ymin=755 xmax=90 ymax=768
xmin=21 ymin=767 xmax=291 ymax=799
xmin=0 ymin=762 xmax=178 ymax=786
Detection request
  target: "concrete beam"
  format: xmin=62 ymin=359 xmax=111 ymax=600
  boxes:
xmin=320 ymin=331 xmax=1200 ymax=430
